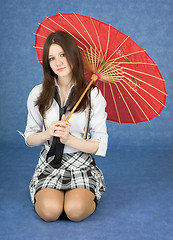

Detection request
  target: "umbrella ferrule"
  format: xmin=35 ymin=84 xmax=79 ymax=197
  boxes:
xmin=91 ymin=73 xmax=100 ymax=81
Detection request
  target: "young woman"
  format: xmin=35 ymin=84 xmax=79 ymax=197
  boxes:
xmin=24 ymin=31 xmax=108 ymax=222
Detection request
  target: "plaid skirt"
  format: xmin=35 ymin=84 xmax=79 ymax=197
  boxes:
xmin=29 ymin=146 xmax=105 ymax=205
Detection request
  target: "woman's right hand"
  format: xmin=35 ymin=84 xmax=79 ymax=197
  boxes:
xmin=43 ymin=115 xmax=71 ymax=141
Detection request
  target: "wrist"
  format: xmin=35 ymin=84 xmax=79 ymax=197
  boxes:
xmin=42 ymin=130 xmax=51 ymax=141
xmin=62 ymin=134 xmax=73 ymax=145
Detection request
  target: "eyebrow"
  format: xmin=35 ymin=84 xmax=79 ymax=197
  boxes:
xmin=49 ymin=51 xmax=64 ymax=57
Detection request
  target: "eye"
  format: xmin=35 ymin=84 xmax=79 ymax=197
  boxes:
xmin=48 ymin=57 xmax=55 ymax=61
xmin=60 ymin=53 xmax=65 ymax=57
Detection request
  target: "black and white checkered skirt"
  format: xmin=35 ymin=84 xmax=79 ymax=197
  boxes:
xmin=29 ymin=146 xmax=105 ymax=205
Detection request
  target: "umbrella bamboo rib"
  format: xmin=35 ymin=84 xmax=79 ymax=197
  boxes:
xmin=113 ymin=82 xmax=136 ymax=124
xmin=109 ymin=83 xmax=121 ymax=124
xmin=110 ymin=50 xmax=146 ymax=63
xmin=122 ymin=70 xmax=167 ymax=96
xmin=100 ymin=63 xmax=122 ymax=76
xmin=34 ymin=46 xmax=43 ymax=49
xmin=122 ymin=74 xmax=166 ymax=108
xmin=82 ymin=48 xmax=100 ymax=73
xmin=84 ymin=47 xmax=101 ymax=66
xmin=46 ymin=16 xmax=88 ymax=50
xmin=100 ymin=50 xmax=146 ymax=76
xmin=89 ymin=49 xmax=95 ymax=72
xmin=104 ymin=24 xmax=111 ymax=59
xmin=34 ymin=33 xmax=47 ymax=39
xmin=101 ymin=69 xmax=123 ymax=81
xmin=82 ymin=48 xmax=102 ymax=68
xmin=116 ymin=62 xmax=157 ymax=66
xmin=118 ymin=81 xmax=150 ymax=121
xmin=90 ymin=17 xmax=104 ymax=57
xmin=95 ymin=47 xmax=100 ymax=69
xmin=106 ymin=36 xmax=130 ymax=62
xmin=121 ymin=66 xmax=165 ymax=82
xmin=100 ymin=65 xmax=167 ymax=102
xmin=58 ymin=13 xmax=94 ymax=51
xmin=38 ymin=23 xmax=54 ymax=33
xmin=121 ymin=78 xmax=161 ymax=116
xmin=90 ymin=18 xmax=111 ymax=71
xmin=97 ymin=24 xmax=111 ymax=70
xmin=73 ymin=13 xmax=99 ymax=53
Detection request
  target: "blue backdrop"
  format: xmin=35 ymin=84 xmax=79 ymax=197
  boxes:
xmin=0 ymin=0 xmax=172 ymax=151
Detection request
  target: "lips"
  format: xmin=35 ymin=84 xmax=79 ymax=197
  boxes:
xmin=57 ymin=67 xmax=66 ymax=71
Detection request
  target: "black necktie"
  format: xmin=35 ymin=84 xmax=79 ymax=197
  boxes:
xmin=46 ymin=87 xmax=74 ymax=168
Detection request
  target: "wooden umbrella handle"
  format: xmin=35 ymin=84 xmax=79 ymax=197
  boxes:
xmin=66 ymin=74 xmax=99 ymax=121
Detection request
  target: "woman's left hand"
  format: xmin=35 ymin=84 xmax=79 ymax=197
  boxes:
xmin=54 ymin=114 xmax=71 ymax=144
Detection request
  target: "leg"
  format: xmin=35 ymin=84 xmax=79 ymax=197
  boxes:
xmin=35 ymin=188 xmax=64 ymax=222
xmin=64 ymin=188 xmax=96 ymax=222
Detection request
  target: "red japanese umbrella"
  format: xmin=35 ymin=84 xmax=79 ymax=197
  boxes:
xmin=34 ymin=13 xmax=167 ymax=124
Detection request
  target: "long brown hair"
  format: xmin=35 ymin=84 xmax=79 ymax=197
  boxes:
xmin=35 ymin=31 xmax=92 ymax=117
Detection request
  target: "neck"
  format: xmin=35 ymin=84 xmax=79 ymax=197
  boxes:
xmin=56 ymin=75 xmax=73 ymax=89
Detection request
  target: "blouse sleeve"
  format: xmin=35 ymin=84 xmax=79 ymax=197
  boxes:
xmin=89 ymin=88 xmax=108 ymax=157
xmin=24 ymin=85 xmax=43 ymax=145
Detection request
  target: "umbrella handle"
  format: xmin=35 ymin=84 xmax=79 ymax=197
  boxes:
xmin=66 ymin=74 xmax=99 ymax=121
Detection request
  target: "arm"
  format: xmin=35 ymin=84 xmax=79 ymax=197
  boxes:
xmin=88 ymin=88 xmax=108 ymax=156
xmin=24 ymin=85 xmax=57 ymax=147
xmin=26 ymin=131 xmax=49 ymax=147
xmin=63 ymin=135 xmax=99 ymax=154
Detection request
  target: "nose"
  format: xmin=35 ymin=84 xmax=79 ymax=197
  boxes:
xmin=55 ymin=57 xmax=63 ymax=66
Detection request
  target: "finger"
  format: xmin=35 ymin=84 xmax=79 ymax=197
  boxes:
xmin=54 ymin=126 xmax=66 ymax=132
xmin=61 ymin=114 xmax=71 ymax=126
xmin=54 ymin=125 xmax=70 ymax=134
xmin=55 ymin=122 xmax=70 ymax=129
xmin=61 ymin=114 xmax=66 ymax=121
xmin=54 ymin=130 xmax=68 ymax=138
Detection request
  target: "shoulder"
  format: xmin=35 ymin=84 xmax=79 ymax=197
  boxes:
xmin=90 ymin=86 xmax=102 ymax=99
xmin=29 ymin=84 xmax=43 ymax=96
xmin=28 ymin=84 xmax=43 ymax=101
xmin=90 ymin=86 xmax=106 ymax=107
xmin=27 ymin=84 xmax=43 ymax=106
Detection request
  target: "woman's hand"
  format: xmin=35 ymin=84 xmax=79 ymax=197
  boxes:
xmin=54 ymin=114 xmax=71 ymax=144
xmin=44 ymin=114 xmax=71 ymax=143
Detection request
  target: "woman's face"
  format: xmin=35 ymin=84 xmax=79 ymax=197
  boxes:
xmin=48 ymin=44 xmax=72 ymax=79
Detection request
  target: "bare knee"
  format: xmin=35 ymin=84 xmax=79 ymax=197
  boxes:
xmin=34 ymin=188 xmax=64 ymax=222
xmin=64 ymin=200 xmax=89 ymax=222
xmin=35 ymin=200 xmax=63 ymax=222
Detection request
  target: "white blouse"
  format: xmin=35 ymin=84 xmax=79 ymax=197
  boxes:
xmin=24 ymin=82 xmax=108 ymax=157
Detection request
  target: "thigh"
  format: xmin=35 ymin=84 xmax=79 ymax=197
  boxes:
xmin=35 ymin=188 xmax=64 ymax=222
xmin=35 ymin=188 xmax=64 ymax=203
xmin=65 ymin=188 xmax=95 ymax=204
